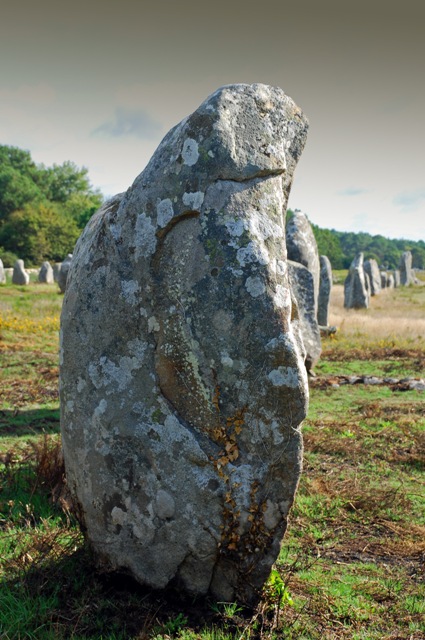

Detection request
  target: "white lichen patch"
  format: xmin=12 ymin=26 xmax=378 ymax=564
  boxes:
xmin=77 ymin=377 xmax=86 ymax=392
xmin=275 ymin=260 xmax=287 ymax=276
xmin=245 ymin=276 xmax=266 ymax=298
xmin=132 ymin=521 xmax=155 ymax=545
xmin=268 ymin=367 xmax=300 ymax=388
xmin=121 ymin=280 xmax=140 ymax=306
xmin=94 ymin=399 xmax=108 ymax=416
xmin=266 ymin=333 xmax=296 ymax=354
xmin=269 ymin=419 xmax=285 ymax=445
xmin=273 ymin=284 xmax=291 ymax=309
xmin=127 ymin=338 xmax=148 ymax=360
xmin=157 ymin=199 xmax=174 ymax=228
xmin=133 ymin=213 xmax=157 ymax=258
xmin=66 ymin=400 xmax=74 ymax=412
xmin=182 ymin=191 xmax=204 ymax=210
xmin=225 ymin=218 xmax=245 ymax=238
xmin=111 ymin=506 xmax=127 ymax=526
xmin=148 ymin=316 xmax=160 ymax=333
xmin=109 ymin=223 xmax=122 ymax=241
xmin=220 ymin=355 xmax=234 ymax=367
xmin=88 ymin=342 xmax=147 ymax=393
xmin=154 ymin=490 xmax=175 ymax=519
xmin=247 ymin=209 xmax=284 ymax=241
xmin=263 ymin=499 xmax=281 ymax=530
xmin=237 ymin=242 xmax=269 ymax=267
xmin=182 ymin=138 xmax=199 ymax=166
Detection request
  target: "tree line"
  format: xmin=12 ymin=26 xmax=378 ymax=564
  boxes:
xmin=0 ymin=144 xmax=423 ymax=270
xmin=292 ymin=212 xmax=425 ymax=271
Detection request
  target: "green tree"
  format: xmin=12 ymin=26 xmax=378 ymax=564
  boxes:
xmin=61 ymin=191 xmax=103 ymax=229
xmin=311 ymin=224 xmax=346 ymax=269
xmin=0 ymin=146 xmax=45 ymax=221
xmin=0 ymin=203 xmax=80 ymax=265
xmin=37 ymin=161 xmax=102 ymax=206
xmin=0 ymin=145 xmax=103 ymax=263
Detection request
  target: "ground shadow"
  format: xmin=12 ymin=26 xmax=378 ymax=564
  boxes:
xmin=0 ymin=407 xmax=60 ymax=438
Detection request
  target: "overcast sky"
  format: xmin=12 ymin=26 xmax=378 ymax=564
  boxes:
xmin=1 ymin=0 xmax=424 ymax=241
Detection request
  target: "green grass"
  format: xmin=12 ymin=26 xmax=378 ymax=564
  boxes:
xmin=1 ymin=282 xmax=424 ymax=639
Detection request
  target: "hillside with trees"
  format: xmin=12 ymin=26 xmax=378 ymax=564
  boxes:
xmin=0 ymin=145 xmax=103 ymax=266
xmin=0 ymin=145 xmax=423 ymax=270
xmin=290 ymin=211 xmax=425 ymax=270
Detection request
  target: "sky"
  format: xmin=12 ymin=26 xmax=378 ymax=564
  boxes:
xmin=1 ymin=0 xmax=424 ymax=241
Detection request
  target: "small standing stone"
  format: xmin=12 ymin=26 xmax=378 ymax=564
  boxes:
xmin=317 ymin=255 xmax=332 ymax=326
xmin=344 ymin=253 xmax=369 ymax=309
xmin=53 ymin=263 xmax=61 ymax=282
xmin=38 ymin=261 xmax=54 ymax=284
xmin=0 ymin=259 xmax=6 ymax=284
xmin=58 ymin=254 xmax=73 ymax=293
xmin=286 ymin=210 xmax=320 ymax=309
xmin=393 ymin=270 xmax=400 ymax=287
xmin=364 ymin=258 xmax=381 ymax=295
xmin=288 ymin=260 xmax=322 ymax=372
xmin=12 ymin=259 xmax=30 ymax=285
xmin=399 ymin=251 xmax=414 ymax=286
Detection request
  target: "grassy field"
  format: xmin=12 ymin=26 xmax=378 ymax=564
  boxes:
xmin=0 ymin=279 xmax=424 ymax=639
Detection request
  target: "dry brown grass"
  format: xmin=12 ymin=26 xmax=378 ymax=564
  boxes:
xmin=329 ymin=284 xmax=425 ymax=347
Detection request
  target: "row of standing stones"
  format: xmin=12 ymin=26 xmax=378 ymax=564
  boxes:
xmin=0 ymin=254 xmax=73 ymax=293
xmin=344 ymin=250 xmax=417 ymax=309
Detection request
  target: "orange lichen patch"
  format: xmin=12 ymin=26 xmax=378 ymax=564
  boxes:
xmin=212 ymin=384 xmax=220 ymax=414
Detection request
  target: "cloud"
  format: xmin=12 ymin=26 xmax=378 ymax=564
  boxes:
xmin=393 ymin=188 xmax=425 ymax=211
xmin=92 ymin=107 xmax=162 ymax=140
xmin=337 ymin=187 xmax=369 ymax=197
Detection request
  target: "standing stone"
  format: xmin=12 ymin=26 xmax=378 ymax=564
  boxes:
xmin=286 ymin=210 xmax=320 ymax=310
xmin=344 ymin=253 xmax=369 ymax=309
xmin=53 ymin=262 xmax=61 ymax=282
xmin=399 ymin=251 xmax=414 ymax=286
xmin=317 ymin=255 xmax=332 ymax=326
xmin=364 ymin=271 xmax=371 ymax=295
xmin=364 ymin=258 xmax=381 ymax=295
xmin=0 ymin=259 xmax=6 ymax=284
xmin=38 ymin=261 xmax=54 ymax=284
xmin=288 ymin=261 xmax=321 ymax=371
xmin=387 ymin=273 xmax=395 ymax=288
xmin=380 ymin=271 xmax=387 ymax=289
xmin=60 ymin=84 xmax=309 ymax=606
xmin=12 ymin=259 xmax=30 ymax=285
xmin=393 ymin=269 xmax=400 ymax=287
xmin=58 ymin=254 xmax=73 ymax=293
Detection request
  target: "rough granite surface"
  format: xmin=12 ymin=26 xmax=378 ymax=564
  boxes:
xmin=60 ymin=83 xmax=309 ymax=605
